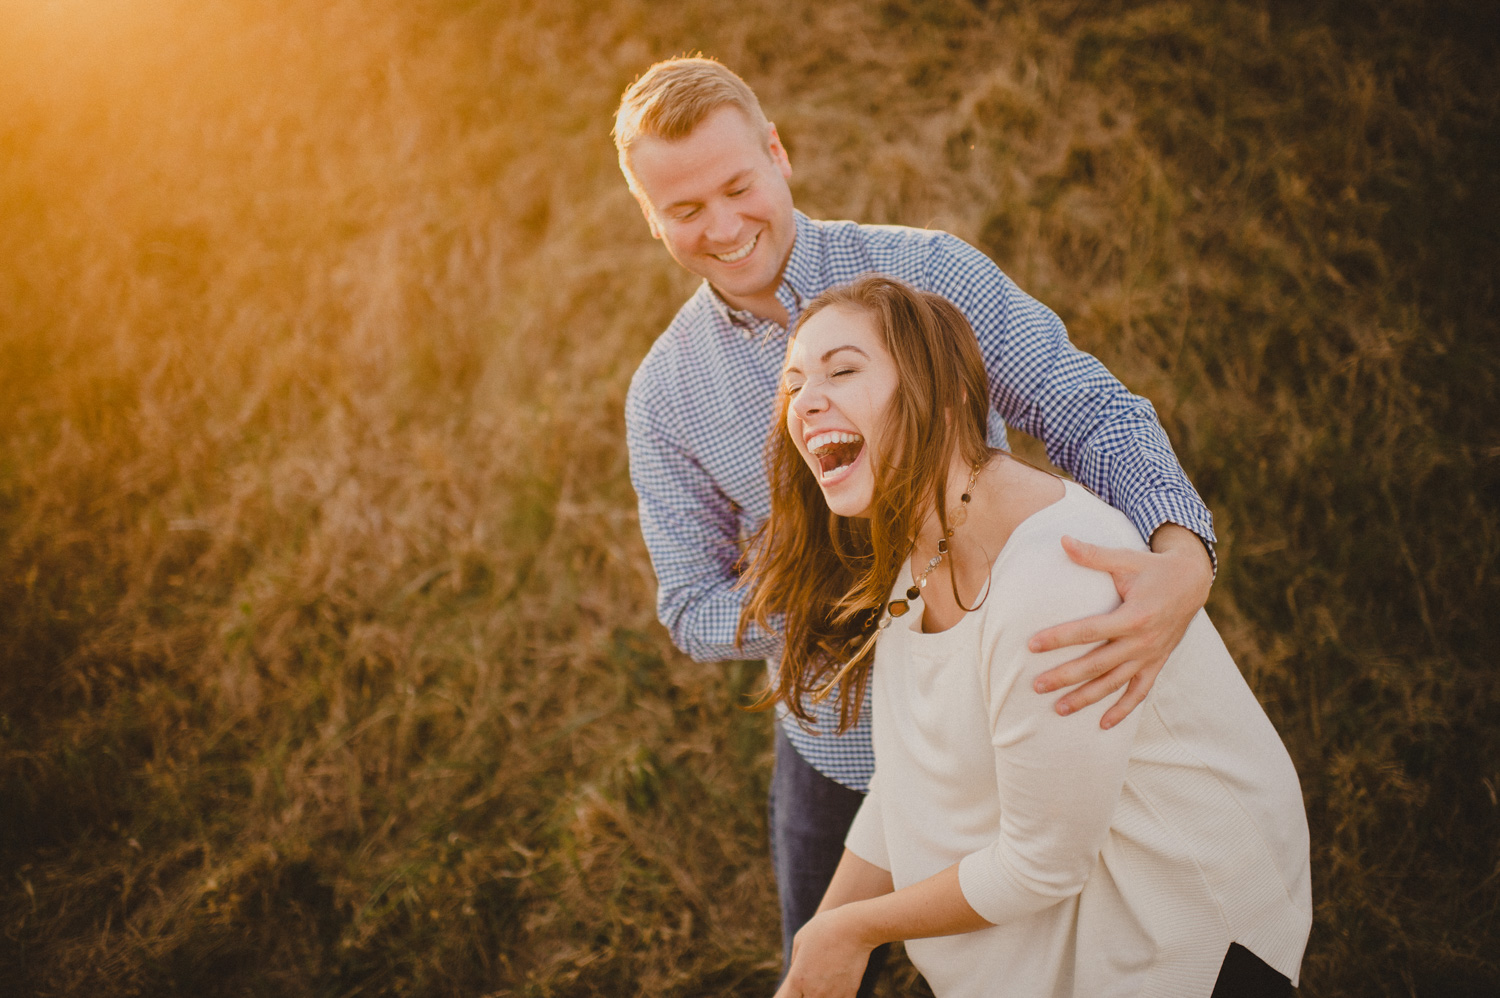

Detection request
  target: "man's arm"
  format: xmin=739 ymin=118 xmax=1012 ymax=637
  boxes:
xmin=924 ymin=234 xmax=1215 ymax=726
xmin=625 ymin=374 xmax=779 ymax=662
xmin=1030 ymin=523 xmax=1213 ymax=725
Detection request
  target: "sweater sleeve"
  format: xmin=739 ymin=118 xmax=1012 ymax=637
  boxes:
xmin=844 ymin=774 xmax=891 ymax=872
xmin=956 ymin=519 xmax=1145 ymax=925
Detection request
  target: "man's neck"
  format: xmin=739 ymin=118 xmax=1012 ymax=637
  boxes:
xmin=715 ymin=232 xmax=796 ymax=328
xmin=717 ymin=288 xmax=789 ymax=328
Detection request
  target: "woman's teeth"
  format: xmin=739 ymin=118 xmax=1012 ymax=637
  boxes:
xmin=808 ymin=432 xmax=864 ymax=480
xmin=808 ymin=431 xmax=861 ymax=452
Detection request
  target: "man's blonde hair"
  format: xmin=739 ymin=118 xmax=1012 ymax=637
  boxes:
xmin=613 ymin=57 xmax=771 ymax=195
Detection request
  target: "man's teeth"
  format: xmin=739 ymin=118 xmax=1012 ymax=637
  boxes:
xmin=808 ymin=431 xmax=863 ymax=454
xmin=713 ymin=234 xmax=757 ymax=263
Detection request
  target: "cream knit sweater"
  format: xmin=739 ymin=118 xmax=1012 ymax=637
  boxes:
xmin=845 ymin=482 xmax=1312 ymax=997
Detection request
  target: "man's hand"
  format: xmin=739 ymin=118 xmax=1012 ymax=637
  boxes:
xmin=772 ymin=906 xmax=875 ymax=998
xmin=1029 ymin=523 xmax=1213 ymax=729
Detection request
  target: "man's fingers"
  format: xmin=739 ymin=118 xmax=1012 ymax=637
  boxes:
xmin=1052 ymin=668 xmax=1131 ymax=716
xmin=1055 ymin=650 xmax=1167 ymax=717
xmin=1099 ymin=672 xmax=1151 ymax=730
xmin=1033 ymin=643 xmax=1124 ymax=693
xmin=1060 ymin=535 xmax=1149 ymax=575
xmin=1029 ymin=604 xmax=1138 ymax=653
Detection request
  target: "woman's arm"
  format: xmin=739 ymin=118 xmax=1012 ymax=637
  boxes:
xmin=777 ymin=858 xmax=988 ymax=998
xmin=957 ymin=527 xmax=1143 ymax=927
xmin=778 ymin=519 xmax=1149 ymax=998
xmin=815 ymin=849 xmax=894 ymax=914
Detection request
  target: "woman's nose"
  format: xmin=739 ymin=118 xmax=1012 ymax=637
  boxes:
xmin=791 ymin=384 xmax=825 ymax=419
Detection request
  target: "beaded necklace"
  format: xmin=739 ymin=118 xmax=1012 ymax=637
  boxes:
xmin=813 ymin=461 xmax=984 ymax=703
xmin=883 ymin=460 xmax=984 ymax=622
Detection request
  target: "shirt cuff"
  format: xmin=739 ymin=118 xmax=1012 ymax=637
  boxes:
xmin=957 ymin=848 xmax=1031 ymax=927
xmin=1127 ymin=491 xmax=1219 ymax=576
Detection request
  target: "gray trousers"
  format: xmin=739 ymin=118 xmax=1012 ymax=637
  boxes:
xmin=767 ymin=724 xmax=889 ymax=996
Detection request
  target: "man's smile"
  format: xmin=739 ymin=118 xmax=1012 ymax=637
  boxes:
xmin=712 ymin=233 xmax=758 ymax=263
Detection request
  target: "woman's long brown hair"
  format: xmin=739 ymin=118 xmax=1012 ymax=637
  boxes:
xmin=737 ymin=276 xmax=992 ymax=732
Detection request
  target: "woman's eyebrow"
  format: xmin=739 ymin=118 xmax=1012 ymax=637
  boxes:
xmin=784 ymin=344 xmax=870 ymax=376
xmin=821 ymin=345 xmax=869 ymax=362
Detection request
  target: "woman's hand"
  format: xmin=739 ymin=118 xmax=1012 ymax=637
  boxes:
xmin=1028 ymin=524 xmax=1214 ymax=729
xmin=772 ymin=906 xmax=876 ymax=998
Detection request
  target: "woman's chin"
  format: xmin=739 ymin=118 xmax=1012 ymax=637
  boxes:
xmin=817 ymin=478 xmax=874 ymax=518
xmin=802 ymin=450 xmax=873 ymax=517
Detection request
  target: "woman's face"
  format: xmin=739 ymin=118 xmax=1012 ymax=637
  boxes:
xmin=783 ymin=305 xmax=900 ymax=518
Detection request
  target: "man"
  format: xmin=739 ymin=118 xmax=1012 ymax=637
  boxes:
xmin=614 ymin=57 xmax=1216 ymax=985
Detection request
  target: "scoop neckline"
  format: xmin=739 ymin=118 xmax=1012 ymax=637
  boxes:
xmin=895 ymin=479 xmax=1080 ymax=640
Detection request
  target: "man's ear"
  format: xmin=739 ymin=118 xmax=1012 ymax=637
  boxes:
xmin=766 ymin=122 xmax=793 ymax=181
xmin=635 ymin=194 xmax=663 ymax=241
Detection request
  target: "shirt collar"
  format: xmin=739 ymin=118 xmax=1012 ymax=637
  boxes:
xmin=778 ymin=209 xmax=822 ymax=313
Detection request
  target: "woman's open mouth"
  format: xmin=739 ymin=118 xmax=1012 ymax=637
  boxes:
xmin=807 ymin=431 xmax=864 ymax=482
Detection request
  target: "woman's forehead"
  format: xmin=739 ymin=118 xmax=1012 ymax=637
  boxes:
xmin=787 ymin=305 xmax=878 ymax=361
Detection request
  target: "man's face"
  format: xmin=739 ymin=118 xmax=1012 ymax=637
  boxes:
xmin=628 ymin=105 xmax=796 ymax=316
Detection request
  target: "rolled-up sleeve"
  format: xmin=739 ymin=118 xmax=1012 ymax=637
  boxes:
xmin=922 ymin=234 xmax=1217 ymax=566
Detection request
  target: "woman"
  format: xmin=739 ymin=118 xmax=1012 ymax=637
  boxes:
xmin=739 ymin=276 xmax=1311 ymax=997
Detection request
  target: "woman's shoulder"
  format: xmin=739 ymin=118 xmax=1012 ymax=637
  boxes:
xmin=998 ymin=465 xmax=1145 ymax=550
xmin=1055 ymin=481 xmax=1143 ymax=544
xmin=980 ymin=479 xmax=1144 ymax=620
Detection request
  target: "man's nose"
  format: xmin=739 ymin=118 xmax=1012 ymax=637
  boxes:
xmin=702 ymin=200 xmax=740 ymax=245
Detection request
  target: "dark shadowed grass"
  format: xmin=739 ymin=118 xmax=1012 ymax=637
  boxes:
xmin=1 ymin=0 xmax=1496 ymax=994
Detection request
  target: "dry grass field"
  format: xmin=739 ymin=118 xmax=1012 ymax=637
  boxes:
xmin=1 ymin=0 xmax=1496 ymax=994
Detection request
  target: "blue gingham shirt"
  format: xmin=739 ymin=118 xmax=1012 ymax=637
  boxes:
xmin=625 ymin=211 xmax=1215 ymax=790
